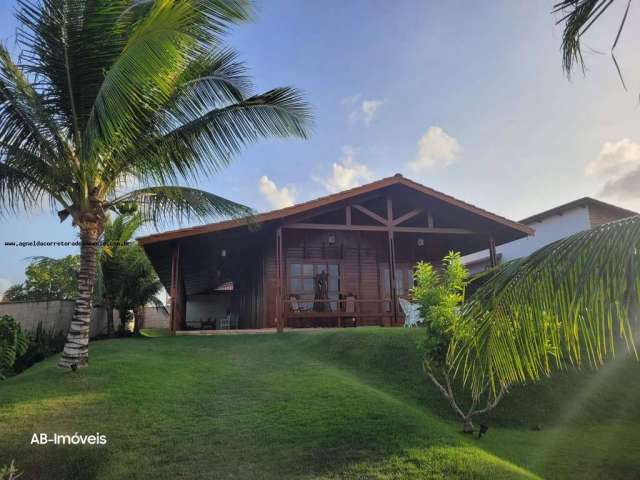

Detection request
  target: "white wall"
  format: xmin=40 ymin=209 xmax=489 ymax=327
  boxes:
xmin=463 ymin=206 xmax=591 ymax=274
xmin=185 ymin=294 xmax=231 ymax=326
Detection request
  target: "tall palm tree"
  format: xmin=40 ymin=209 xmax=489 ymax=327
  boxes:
xmin=0 ymin=0 xmax=310 ymax=368
xmin=449 ymin=216 xmax=640 ymax=400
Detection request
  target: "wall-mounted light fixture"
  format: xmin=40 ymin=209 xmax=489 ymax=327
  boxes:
xmin=221 ymin=249 xmax=227 ymax=257
xmin=417 ymin=238 xmax=425 ymax=247
xmin=328 ymin=234 xmax=336 ymax=245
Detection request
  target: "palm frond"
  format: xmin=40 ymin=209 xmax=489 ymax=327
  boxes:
xmin=115 ymin=87 xmax=311 ymax=186
xmin=16 ymin=0 xmax=133 ymax=141
xmin=553 ymin=0 xmax=621 ymax=76
xmin=109 ymin=186 xmax=254 ymax=228
xmin=450 ymin=215 xmax=640 ymax=399
xmin=0 ymin=161 xmax=62 ymax=215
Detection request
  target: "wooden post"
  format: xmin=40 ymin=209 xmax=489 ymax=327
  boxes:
xmin=345 ymin=205 xmax=352 ymax=225
xmin=275 ymin=227 xmax=284 ymax=332
xmin=386 ymin=196 xmax=397 ymax=326
xmin=169 ymin=242 xmax=180 ymax=335
xmin=488 ymin=235 xmax=498 ymax=268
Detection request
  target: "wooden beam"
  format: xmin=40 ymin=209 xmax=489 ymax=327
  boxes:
xmin=489 ymin=235 xmax=498 ymax=268
xmin=169 ymin=243 xmax=181 ymax=335
xmin=275 ymin=227 xmax=284 ymax=332
xmin=345 ymin=205 xmax=352 ymax=225
xmin=283 ymin=223 xmax=478 ymax=235
xmin=387 ymin=230 xmax=398 ymax=326
xmin=386 ymin=196 xmax=393 ymax=222
xmin=391 ymin=208 xmax=423 ymax=226
xmin=427 ymin=210 xmax=434 ymax=228
xmin=353 ymin=204 xmax=388 ymax=225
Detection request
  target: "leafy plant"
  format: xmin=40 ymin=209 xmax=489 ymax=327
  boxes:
xmin=450 ymin=216 xmax=640 ymax=401
xmin=0 ymin=316 xmax=29 ymax=379
xmin=412 ymin=252 xmax=502 ymax=432
xmin=0 ymin=1 xmax=310 ymax=368
xmin=0 ymin=460 xmax=22 ymax=480
xmin=13 ymin=322 xmax=65 ymax=373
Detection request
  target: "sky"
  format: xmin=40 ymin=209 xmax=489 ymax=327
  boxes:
xmin=0 ymin=0 xmax=639 ymax=293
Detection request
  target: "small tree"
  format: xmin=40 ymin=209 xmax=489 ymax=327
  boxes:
xmin=2 ymin=256 xmax=80 ymax=302
xmin=412 ymin=252 xmax=505 ymax=433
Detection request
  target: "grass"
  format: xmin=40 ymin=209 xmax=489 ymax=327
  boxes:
xmin=0 ymin=328 xmax=638 ymax=479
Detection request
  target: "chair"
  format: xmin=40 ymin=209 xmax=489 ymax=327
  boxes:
xmin=399 ymin=298 xmax=422 ymax=328
xmin=217 ymin=314 xmax=230 ymax=330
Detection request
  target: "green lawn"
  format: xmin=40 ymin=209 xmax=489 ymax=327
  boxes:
xmin=1 ymin=328 xmax=638 ymax=479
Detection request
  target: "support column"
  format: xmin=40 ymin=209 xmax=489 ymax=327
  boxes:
xmin=488 ymin=235 xmax=498 ymax=268
xmin=169 ymin=242 xmax=181 ymax=335
xmin=275 ymin=227 xmax=284 ymax=332
xmin=387 ymin=231 xmax=398 ymax=326
xmin=386 ymin=196 xmax=397 ymax=326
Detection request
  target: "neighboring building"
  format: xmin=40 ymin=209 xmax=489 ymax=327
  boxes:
xmin=138 ymin=174 xmax=532 ymax=333
xmin=463 ymin=197 xmax=637 ymax=275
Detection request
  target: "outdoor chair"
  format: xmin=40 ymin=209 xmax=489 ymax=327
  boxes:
xmin=398 ymin=298 xmax=422 ymax=327
xmin=217 ymin=315 xmax=230 ymax=330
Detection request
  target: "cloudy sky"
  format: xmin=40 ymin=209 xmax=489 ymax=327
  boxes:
xmin=0 ymin=0 xmax=639 ymax=293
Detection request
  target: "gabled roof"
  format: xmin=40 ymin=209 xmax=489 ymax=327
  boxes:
xmin=519 ymin=197 xmax=637 ymax=225
xmin=137 ymin=173 xmax=533 ymax=245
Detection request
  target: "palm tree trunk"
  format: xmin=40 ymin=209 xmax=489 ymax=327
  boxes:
xmin=105 ymin=297 xmax=115 ymax=337
xmin=133 ymin=306 xmax=145 ymax=334
xmin=58 ymin=226 xmax=100 ymax=368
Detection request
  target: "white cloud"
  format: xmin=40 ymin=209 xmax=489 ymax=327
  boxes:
xmin=586 ymin=139 xmax=640 ymax=210
xmin=343 ymin=95 xmax=384 ymax=126
xmin=408 ymin=126 xmax=460 ymax=172
xmin=586 ymin=138 xmax=640 ymax=178
xmin=314 ymin=147 xmax=373 ymax=193
xmin=258 ymin=176 xmax=295 ymax=210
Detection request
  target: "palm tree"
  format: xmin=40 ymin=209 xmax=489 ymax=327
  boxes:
xmin=95 ymin=213 xmax=145 ymax=337
xmin=0 ymin=1 xmax=310 ymax=368
xmin=449 ymin=215 xmax=640 ymax=400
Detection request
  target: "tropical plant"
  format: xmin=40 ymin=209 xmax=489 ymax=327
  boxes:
xmin=449 ymin=216 xmax=640 ymax=403
xmin=0 ymin=1 xmax=310 ymax=368
xmin=0 ymin=460 xmax=22 ymax=480
xmin=95 ymin=213 xmax=145 ymax=336
xmin=13 ymin=321 xmax=66 ymax=373
xmin=553 ymin=0 xmax=631 ymax=85
xmin=2 ymin=255 xmax=80 ymax=302
xmin=0 ymin=315 xmax=29 ymax=379
xmin=112 ymin=242 xmax=163 ymax=334
xmin=412 ymin=252 xmax=503 ymax=432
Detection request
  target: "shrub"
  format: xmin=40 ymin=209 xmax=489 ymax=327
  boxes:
xmin=0 ymin=316 xmax=29 ymax=379
xmin=0 ymin=460 xmax=22 ymax=480
xmin=14 ymin=322 xmax=65 ymax=373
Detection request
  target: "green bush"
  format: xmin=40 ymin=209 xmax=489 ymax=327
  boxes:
xmin=0 ymin=460 xmax=22 ymax=480
xmin=14 ymin=322 xmax=65 ymax=373
xmin=0 ymin=316 xmax=29 ymax=379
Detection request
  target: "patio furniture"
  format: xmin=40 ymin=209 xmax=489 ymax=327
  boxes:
xmin=217 ymin=315 xmax=230 ymax=330
xmin=229 ymin=312 xmax=239 ymax=329
xmin=398 ymin=298 xmax=422 ymax=328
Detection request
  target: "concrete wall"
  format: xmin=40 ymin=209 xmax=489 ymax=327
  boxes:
xmin=185 ymin=294 xmax=231 ymax=327
xmin=463 ymin=206 xmax=592 ymax=274
xmin=0 ymin=301 xmax=169 ymax=336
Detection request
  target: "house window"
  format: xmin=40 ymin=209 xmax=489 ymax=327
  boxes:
xmin=288 ymin=263 xmax=340 ymax=311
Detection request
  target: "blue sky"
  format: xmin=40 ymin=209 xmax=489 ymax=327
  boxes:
xmin=1 ymin=1 xmax=639 ymax=291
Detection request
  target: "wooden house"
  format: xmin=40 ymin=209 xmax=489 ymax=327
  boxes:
xmin=138 ymin=174 xmax=532 ymax=333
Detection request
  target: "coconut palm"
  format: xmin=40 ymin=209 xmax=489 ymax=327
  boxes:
xmin=450 ymin=215 xmax=640 ymax=400
xmin=0 ymin=0 xmax=310 ymax=368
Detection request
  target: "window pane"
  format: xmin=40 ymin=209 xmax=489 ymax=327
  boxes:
xmin=303 ymin=278 xmax=314 ymax=291
xmin=289 ymin=278 xmax=301 ymax=291
xmin=317 ymin=264 xmax=327 ymax=274
xmin=329 ymin=277 xmax=338 ymax=291
xmin=328 ymin=264 xmax=339 ymax=277
xmin=290 ymin=264 xmax=301 ymax=276
xmin=303 ymin=264 xmax=314 ymax=276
